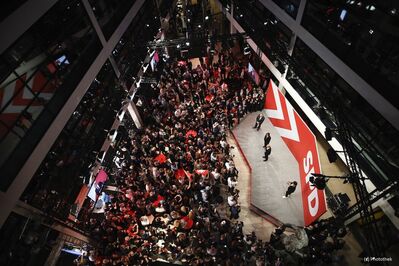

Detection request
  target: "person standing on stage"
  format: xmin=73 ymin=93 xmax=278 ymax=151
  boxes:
xmin=253 ymin=113 xmax=265 ymax=131
xmin=263 ymin=132 xmax=271 ymax=147
xmin=283 ymin=181 xmax=298 ymax=198
xmin=263 ymin=145 xmax=272 ymax=161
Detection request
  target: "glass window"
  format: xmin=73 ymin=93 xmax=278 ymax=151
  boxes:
xmin=272 ymin=0 xmax=301 ymax=18
xmin=302 ymin=0 xmax=399 ymax=109
xmin=0 ymin=0 xmax=28 ymax=23
xmin=88 ymin=0 xmax=137 ymax=40
xmin=288 ymin=38 xmax=399 ymax=187
xmin=113 ymin=0 xmax=160 ymax=89
xmin=0 ymin=0 xmax=101 ymax=191
xmin=231 ymin=0 xmax=293 ymax=73
xmin=21 ymin=60 xmax=124 ymax=219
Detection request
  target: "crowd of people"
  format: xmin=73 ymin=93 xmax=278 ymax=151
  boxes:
xmin=84 ymin=48 xmax=347 ymax=265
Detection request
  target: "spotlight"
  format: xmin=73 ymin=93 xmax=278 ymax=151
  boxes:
xmin=309 ymin=175 xmax=327 ymax=190
xmin=205 ymin=16 xmax=209 ymax=20
xmin=324 ymin=128 xmax=333 ymax=141
xmin=239 ymin=14 xmax=243 ymax=18
xmin=186 ymin=42 xmax=190 ymax=46
xmin=177 ymin=44 xmax=181 ymax=48
xmin=327 ymin=148 xmax=338 ymax=163
xmin=198 ymin=25 xmax=202 ymax=28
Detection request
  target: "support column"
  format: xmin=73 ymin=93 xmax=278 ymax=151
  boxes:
xmin=229 ymin=1 xmax=236 ymax=34
xmin=127 ymin=102 xmax=143 ymax=129
xmin=44 ymin=236 xmax=65 ymax=266
xmin=81 ymin=0 xmax=107 ymax=46
xmin=278 ymin=0 xmax=306 ymax=91
xmin=109 ymin=56 xmax=121 ymax=78
xmin=278 ymin=34 xmax=296 ymax=92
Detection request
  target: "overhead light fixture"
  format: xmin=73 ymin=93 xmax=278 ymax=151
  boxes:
xmin=369 ymin=29 xmax=374 ymax=34
xmin=205 ymin=16 xmax=209 ymax=20
xmin=97 ymin=150 xmax=106 ymax=163
xmin=366 ymin=5 xmax=376 ymax=11
xmin=325 ymin=128 xmax=333 ymax=141
xmin=177 ymin=44 xmax=181 ymax=48
xmin=309 ymin=175 xmax=328 ymax=190
xmin=243 ymin=44 xmax=251 ymax=55
xmin=185 ymin=42 xmax=190 ymax=46
xmin=327 ymin=148 xmax=338 ymax=163
xmin=239 ymin=14 xmax=243 ymax=18
xmin=391 ymin=9 xmax=397 ymax=15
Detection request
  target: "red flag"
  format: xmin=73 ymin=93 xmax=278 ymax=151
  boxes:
xmin=154 ymin=153 xmax=167 ymax=163
xmin=205 ymin=94 xmax=214 ymax=102
xmin=182 ymin=215 xmax=194 ymax=230
xmin=195 ymin=169 xmax=209 ymax=176
xmin=175 ymin=168 xmax=186 ymax=180
xmin=152 ymin=195 xmax=165 ymax=207
xmin=185 ymin=130 xmax=197 ymax=138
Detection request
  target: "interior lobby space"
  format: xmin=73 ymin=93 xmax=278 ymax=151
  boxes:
xmin=0 ymin=0 xmax=399 ymax=265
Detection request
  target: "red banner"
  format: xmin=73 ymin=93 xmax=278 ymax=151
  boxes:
xmin=264 ymin=80 xmax=326 ymax=225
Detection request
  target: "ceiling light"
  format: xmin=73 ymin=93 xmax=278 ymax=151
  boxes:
xmin=186 ymin=42 xmax=190 ymax=46
xmin=205 ymin=16 xmax=209 ymax=20
xmin=369 ymin=29 xmax=373 ymax=34
xmin=244 ymin=45 xmax=251 ymax=55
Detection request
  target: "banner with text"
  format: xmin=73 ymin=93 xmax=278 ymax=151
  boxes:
xmin=264 ymin=80 xmax=326 ymax=225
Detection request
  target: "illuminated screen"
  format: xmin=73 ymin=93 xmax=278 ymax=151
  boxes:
xmin=55 ymin=55 xmax=70 ymax=65
xmin=340 ymin=9 xmax=347 ymax=21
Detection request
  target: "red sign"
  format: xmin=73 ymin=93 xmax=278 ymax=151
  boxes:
xmin=264 ymin=80 xmax=326 ymax=225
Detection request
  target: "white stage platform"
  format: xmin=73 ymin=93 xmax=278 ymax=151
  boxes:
xmin=232 ymin=112 xmax=305 ymax=226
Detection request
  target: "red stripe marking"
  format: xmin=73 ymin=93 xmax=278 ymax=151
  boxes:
xmin=230 ymin=129 xmax=283 ymax=227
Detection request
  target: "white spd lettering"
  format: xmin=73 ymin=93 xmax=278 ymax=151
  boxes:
xmin=303 ymin=150 xmax=319 ymax=217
